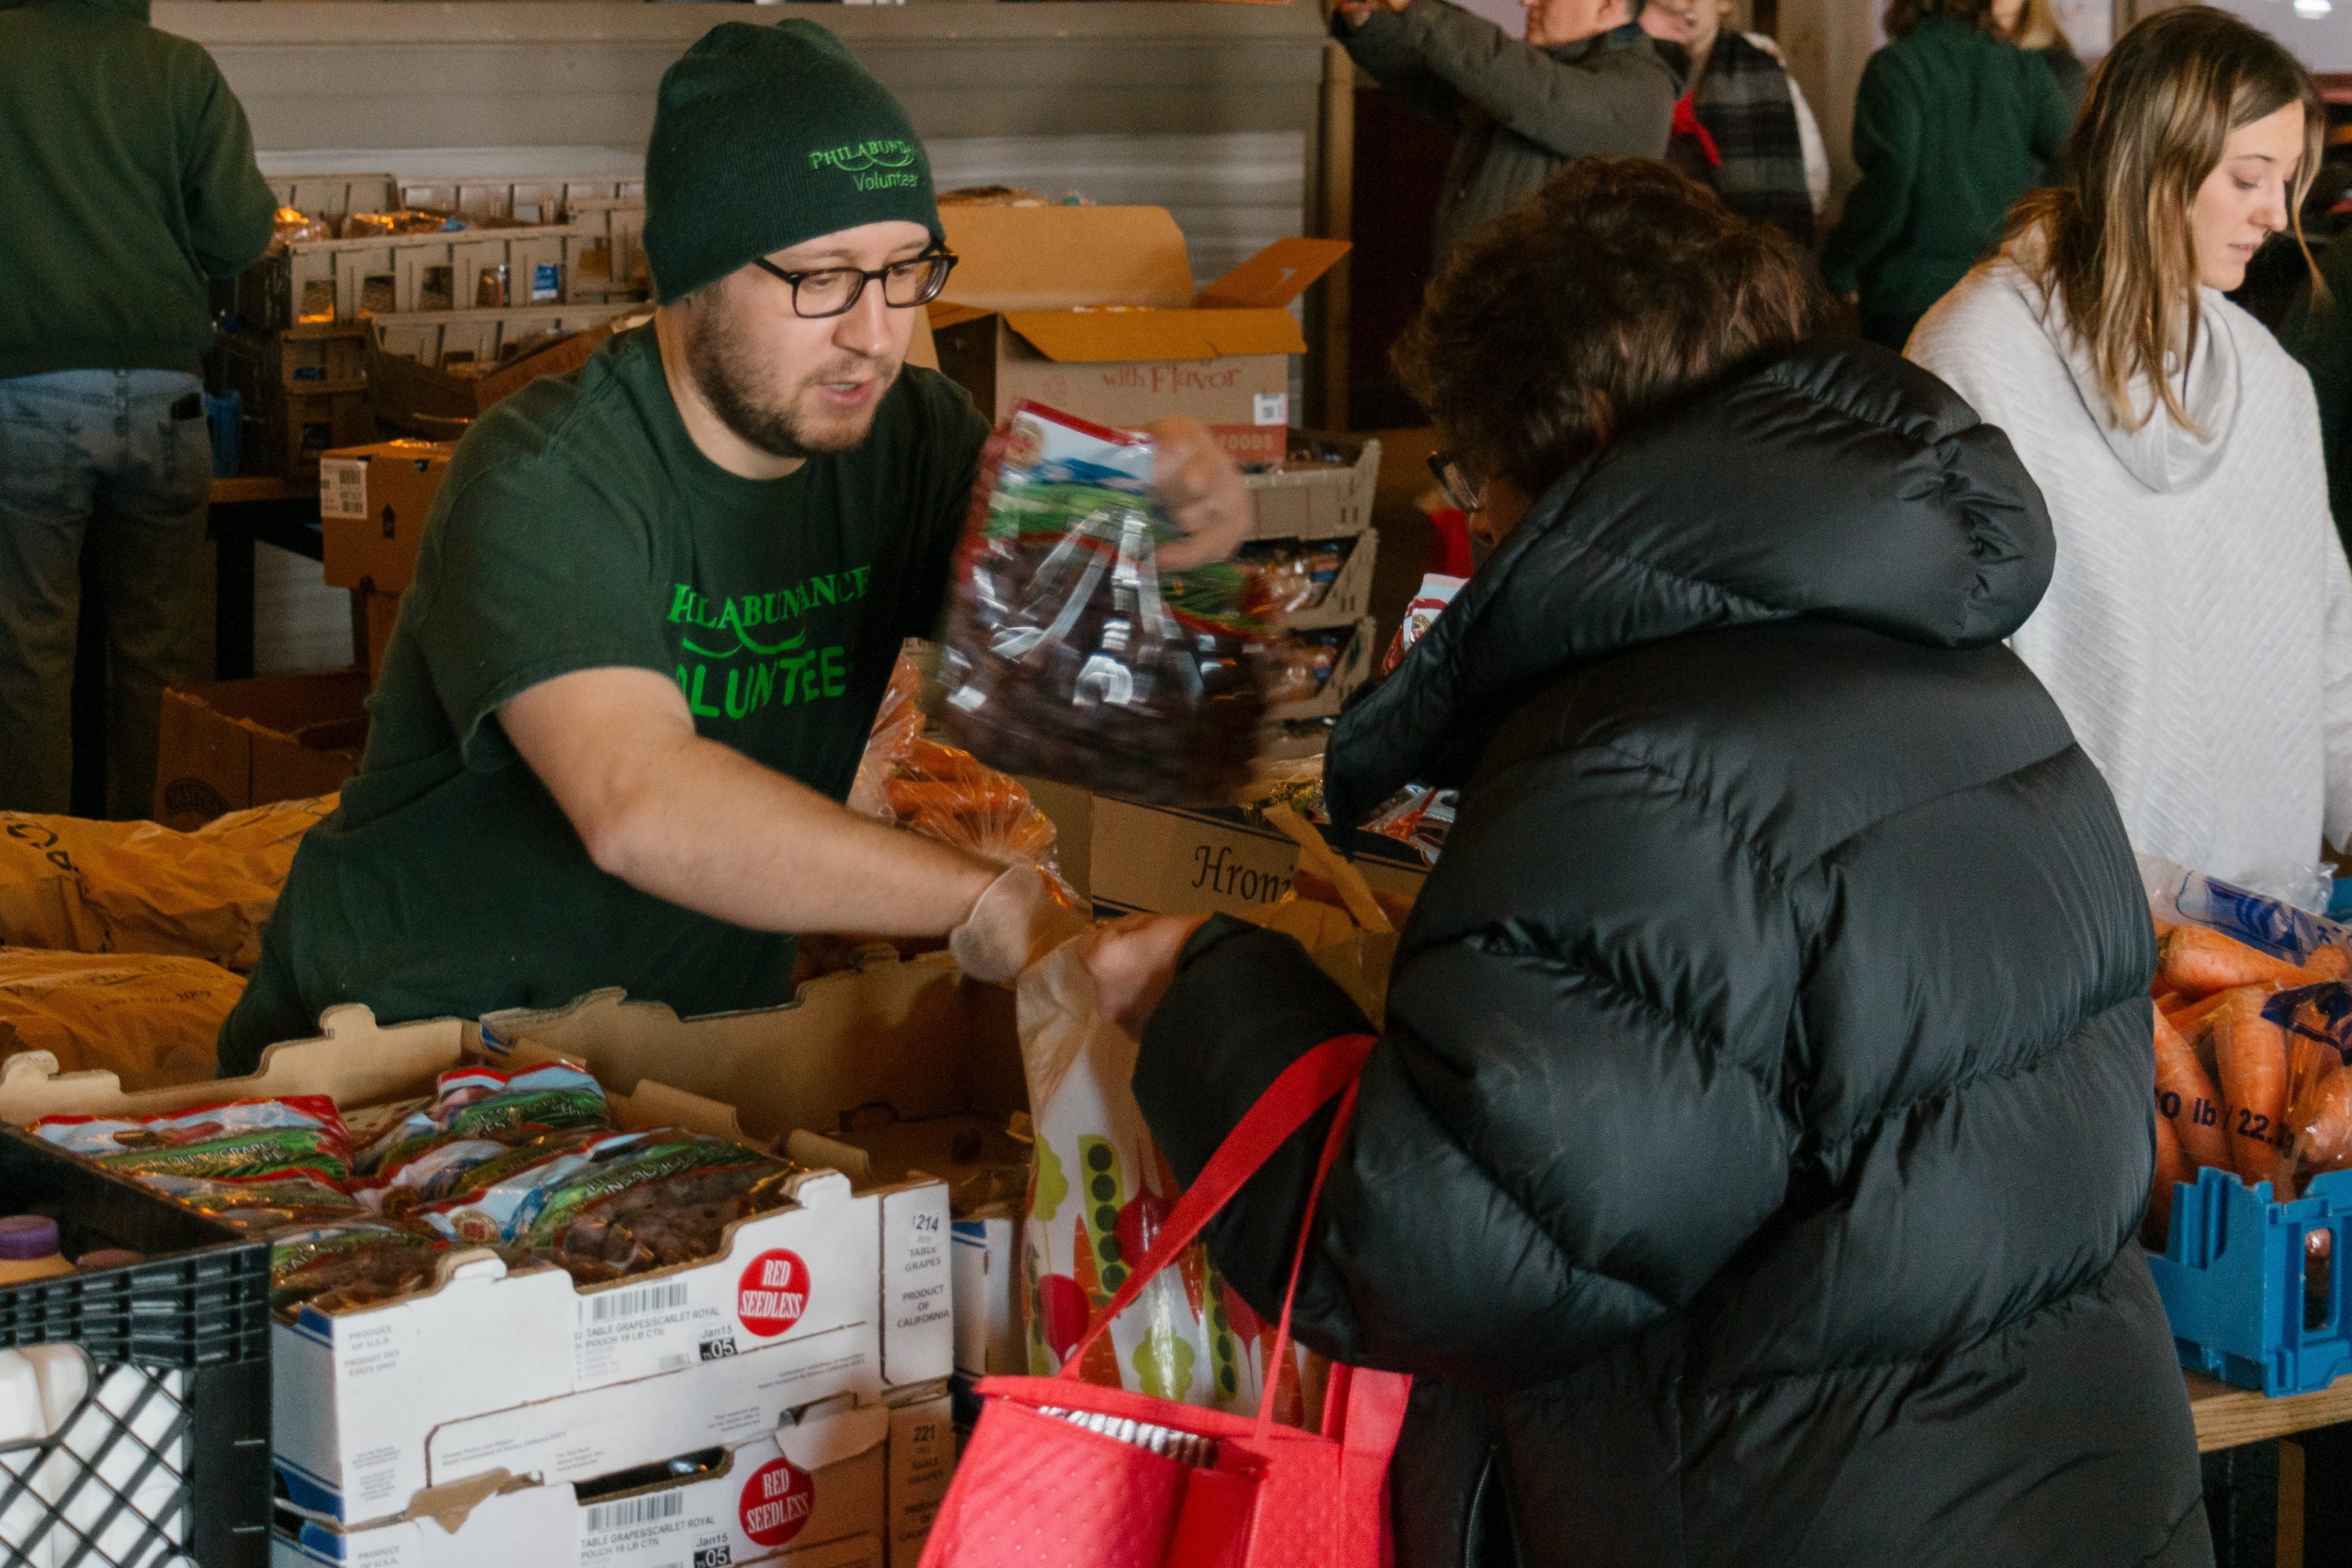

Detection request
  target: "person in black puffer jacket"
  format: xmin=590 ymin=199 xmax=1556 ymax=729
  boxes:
xmin=1082 ymin=159 xmax=2209 ymax=1567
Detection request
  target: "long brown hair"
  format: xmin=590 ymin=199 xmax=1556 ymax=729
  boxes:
xmin=2007 ymin=6 xmax=2321 ymax=433
xmin=1394 ymin=159 xmax=1823 ymax=499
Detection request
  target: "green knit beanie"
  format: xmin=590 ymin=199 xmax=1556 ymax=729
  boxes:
xmin=643 ymin=20 xmax=941 ymax=305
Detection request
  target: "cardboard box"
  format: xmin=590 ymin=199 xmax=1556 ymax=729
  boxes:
xmin=153 ymin=672 xmax=368 ymax=829
xmin=1263 ymin=616 xmax=1376 ymax=724
xmin=224 ymin=223 xmax=621 ymax=331
xmin=484 ymin=956 xmax=1024 ymax=1386
xmin=1245 ymin=530 xmax=1377 ymax=633
xmin=1023 ymin=785 xmax=1430 ymax=921
xmin=563 ymin=197 xmax=651 ymax=302
xmin=0 ymin=985 xmax=951 ymax=1532
xmin=928 ymin=206 xmax=1347 ymax=467
xmin=396 ymin=175 xmax=641 ymax=226
xmin=217 ymin=323 xmax=372 ymax=393
xmin=269 ymin=174 xmax=399 ymax=229
xmin=318 ymin=441 xmax=458 ymax=595
xmin=270 ymin=1384 xmax=950 ymax=1568
xmin=948 ymin=1219 xmax=1020 ymax=1377
xmin=1244 ymin=433 xmax=1380 ymax=540
xmin=277 ymin=389 xmax=377 ymax=478
xmin=784 ymin=1115 xmax=1025 ymax=1383
xmin=365 ymin=306 xmax=648 ymax=433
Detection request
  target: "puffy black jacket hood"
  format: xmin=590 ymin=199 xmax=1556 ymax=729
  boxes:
xmin=1139 ymin=342 xmax=2210 ymax=1567
xmin=1329 ymin=341 xmax=2053 ymax=825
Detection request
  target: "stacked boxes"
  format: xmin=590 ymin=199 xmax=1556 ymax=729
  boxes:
xmin=0 ymin=961 xmax=970 ymax=1568
xmin=211 ymin=322 xmax=376 ymax=478
xmin=1244 ymin=433 xmax=1382 ymax=724
xmin=210 ymin=171 xmax=652 ymax=476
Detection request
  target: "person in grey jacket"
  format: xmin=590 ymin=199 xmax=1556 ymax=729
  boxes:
xmin=1338 ymin=0 xmax=1680 ymax=265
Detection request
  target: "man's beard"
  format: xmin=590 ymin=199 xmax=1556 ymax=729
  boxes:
xmin=683 ymin=296 xmax=897 ymax=461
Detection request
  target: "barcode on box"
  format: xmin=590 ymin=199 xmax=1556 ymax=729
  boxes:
xmin=589 ymin=1280 xmax=691 ymax=1323
xmin=318 ymin=459 xmax=367 ymax=520
xmin=583 ymin=1490 xmax=686 ymax=1534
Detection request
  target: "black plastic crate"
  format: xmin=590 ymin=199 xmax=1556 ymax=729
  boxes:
xmin=0 ymin=1123 xmax=271 ymax=1568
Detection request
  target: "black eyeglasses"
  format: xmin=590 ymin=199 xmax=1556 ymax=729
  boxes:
xmin=1427 ymin=450 xmax=1484 ymax=514
xmin=750 ymin=250 xmax=959 ymax=319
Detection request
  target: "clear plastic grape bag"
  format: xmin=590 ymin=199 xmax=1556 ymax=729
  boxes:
xmin=938 ymin=403 xmax=1269 ymax=805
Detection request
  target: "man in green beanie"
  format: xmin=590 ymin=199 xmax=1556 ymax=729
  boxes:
xmin=217 ymin=20 xmax=1248 ymax=1072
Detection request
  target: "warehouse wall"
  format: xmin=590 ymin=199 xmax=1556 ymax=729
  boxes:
xmin=156 ymin=1 xmax=1330 ymax=674
xmin=162 ymin=0 xmax=1326 ymax=274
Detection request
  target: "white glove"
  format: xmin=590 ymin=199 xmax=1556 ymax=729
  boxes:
xmin=948 ymin=865 xmax=1089 ymax=985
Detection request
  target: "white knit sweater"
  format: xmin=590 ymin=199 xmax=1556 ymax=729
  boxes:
xmin=1909 ymin=243 xmax=2352 ymax=889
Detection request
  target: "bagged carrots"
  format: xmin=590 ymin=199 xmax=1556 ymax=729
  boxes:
xmin=2208 ymin=987 xmax=2298 ymax=1196
xmin=2140 ymin=858 xmax=2352 ymax=1214
xmin=2154 ymin=1008 xmax=2231 ymax=1175
xmin=2295 ymin=1064 xmax=2352 ymax=1172
xmin=2158 ymin=925 xmax=2329 ymax=996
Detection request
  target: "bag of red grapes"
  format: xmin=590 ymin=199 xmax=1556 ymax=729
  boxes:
xmin=937 ymin=403 xmax=1270 ymax=805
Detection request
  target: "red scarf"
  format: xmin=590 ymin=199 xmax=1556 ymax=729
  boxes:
xmin=1672 ymin=93 xmax=1722 ymax=168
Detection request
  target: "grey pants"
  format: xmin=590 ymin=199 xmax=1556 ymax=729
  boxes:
xmin=0 ymin=368 xmax=211 ymax=817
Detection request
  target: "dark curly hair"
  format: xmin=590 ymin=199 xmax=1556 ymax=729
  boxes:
xmin=1393 ymin=158 xmax=1825 ymax=505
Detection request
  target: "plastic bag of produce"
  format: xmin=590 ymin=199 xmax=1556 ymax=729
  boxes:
xmin=139 ymin=1172 xmax=365 ymax=1231
xmin=937 ymin=403 xmax=1269 ymax=806
xmin=2138 ymin=857 xmax=2352 ymax=1236
xmin=408 ymin=1128 xmax=798 ymax=1282
xmin=1014 ymin=938 xmax=1320 ymax=1418
xmin=30 ymin=1093 xmax=355 ymax=1184
xmin=356 ymin=1062 xmax=612 ymax=1178
xmin=0 ymin=947 xmax=244 ymax=1088
xmin=852 ymin=657 xmax=1081 ymax=907
xmin=269 ymin=1223 xmax=451 ymax=1318
xmin=0 ymin=794 xmax=336 ymax=972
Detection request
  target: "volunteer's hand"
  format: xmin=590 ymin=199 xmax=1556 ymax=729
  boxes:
xmin=1081 ymin=912 xmax=1210 ymax=1040
xmin=949 ymin=864 xmax=1090 ymax=985
xmin=1145 ymin=417 xmax=1251 ymax=571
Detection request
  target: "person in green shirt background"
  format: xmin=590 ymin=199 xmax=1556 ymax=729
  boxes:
xmin=216 ymin=20 xmax=1249 ymax=1074
xmin=0 ymin=0 xmax=276 ymax=818
xmin=1822 ymin=0 xmax=2072 ymax=351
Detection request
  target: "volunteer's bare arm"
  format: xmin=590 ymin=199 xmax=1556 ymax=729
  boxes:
xmin=501 ymin=669 xmax=997 ymax=935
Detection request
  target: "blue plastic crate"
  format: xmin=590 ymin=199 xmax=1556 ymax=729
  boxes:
xmin=2149 ymin=1164 xmax=2352 ymax=1396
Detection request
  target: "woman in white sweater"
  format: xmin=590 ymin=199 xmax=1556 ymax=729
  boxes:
xmin=1910 ymin=5 xmax=2352 ymax=896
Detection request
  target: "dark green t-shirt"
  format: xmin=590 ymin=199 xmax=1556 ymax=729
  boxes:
xmin=219 ymin=324 xmax=988 ymax=1073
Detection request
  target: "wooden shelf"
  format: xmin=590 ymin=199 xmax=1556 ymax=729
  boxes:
xmin=2190 ymin=1370 xmax=2352 ymax=1452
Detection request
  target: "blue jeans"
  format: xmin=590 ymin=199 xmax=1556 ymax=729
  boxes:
xmin=0 ymin=369 xmax=211 ymax=816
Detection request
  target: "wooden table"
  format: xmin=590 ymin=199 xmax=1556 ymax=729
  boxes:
xmin=2191 ymin=1369 xmax=2352 ymax=1453
xmin=206 ymin=474 xmax=323 ymax=680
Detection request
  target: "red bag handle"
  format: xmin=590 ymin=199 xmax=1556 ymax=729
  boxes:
xmin=1061 ymin=1032 xmax=1376 ymax=1425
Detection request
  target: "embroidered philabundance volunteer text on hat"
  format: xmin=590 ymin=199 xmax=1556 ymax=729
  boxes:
xmin=642 ymin=19 xmax=943 ymax=303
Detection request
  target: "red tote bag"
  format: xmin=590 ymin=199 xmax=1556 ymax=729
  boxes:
xmin=920 ymin=1032 xmax=1412 ymax=1568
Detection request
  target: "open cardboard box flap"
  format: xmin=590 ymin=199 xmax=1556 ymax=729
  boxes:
xmin=938 ymin=206 xmax=1197 ymax=311
xmin=936 ymin=207 xmax=1346 ymax=363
